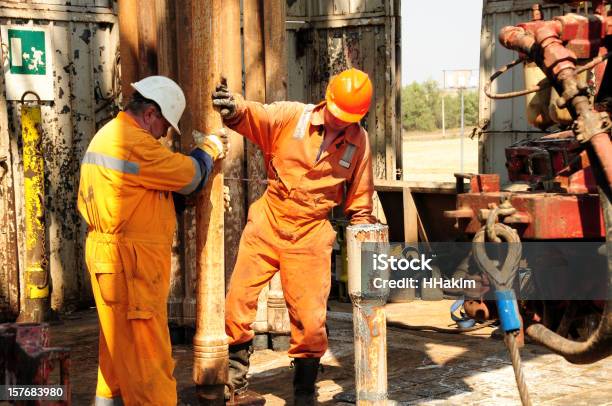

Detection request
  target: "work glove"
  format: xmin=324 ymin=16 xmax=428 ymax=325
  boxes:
xmin=193 ymin=128 xmax=230 ymax=161
xmin=211 ymin=78 xmax=237 ymax=120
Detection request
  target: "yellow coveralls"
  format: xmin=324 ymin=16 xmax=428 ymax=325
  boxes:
xmin=225 ymin=100 xmax=376 ymax=358
xmin=77 ymin=112 xmax=211 ymax=406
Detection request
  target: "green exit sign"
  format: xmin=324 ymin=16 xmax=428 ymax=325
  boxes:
xmin=8 ymin=29 xmax=46 ymax=75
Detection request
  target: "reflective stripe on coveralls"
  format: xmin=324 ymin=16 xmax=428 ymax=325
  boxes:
xmin=225 ymin=100 xmax=375 ymax=358
xmin=77 ymin=112 xmax=211 ymax=406
xmin=292 ymin=104 xmax=315 ymax=139
xmin=339 ymin=143 xmax=357 ymax=169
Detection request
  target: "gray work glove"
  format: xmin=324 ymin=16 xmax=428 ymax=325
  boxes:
xmin=211 ymin=78 xmax=237 ymax=120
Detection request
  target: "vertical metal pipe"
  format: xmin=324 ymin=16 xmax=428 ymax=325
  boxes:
xmin=221 ymin=0 xmax=246 ymax=287
xmin=175 ymin=0 xmax=197 ymax=327
xmin=156 ymin=0 xmax=184 ymax=328
xmin=191 ymin=1 xmax=228 ymax=404
xmin=136 ymin=0 xmax=158 ymax=78
xmin=347 ymin=224 xmax=390 ymax=405
xmin=263 ymin=0 xmax=291 ymax=350
xmin=17 ymin=98 xmax=50 ymax=323
xmin=263 ymin=0 xmax=287 ymax=102
xmin=244 ymin=0 xmax=267 ymax=204
xmin=244 ymin=0 xmax=270 ymax=348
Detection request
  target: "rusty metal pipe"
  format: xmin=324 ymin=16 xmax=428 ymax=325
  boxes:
xmin=499 ymin=26 xmax=536 ymax=56
xmin=191 ymin=0 xmax=228 ymax=403
xmin=244 ymin=0 xmax=271 ymax=348
xmin=347 ymin=224 xmax=390 ymax=405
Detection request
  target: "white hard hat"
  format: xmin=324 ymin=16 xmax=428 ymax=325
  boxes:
xmin=131 ymin=76 xmax=186 ymax=134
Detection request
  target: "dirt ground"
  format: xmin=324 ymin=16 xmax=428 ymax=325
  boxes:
xmin=43 ymin=300 xmax=612 ymax=405
xmin=403 ymin=129 xmax=479 ymax=183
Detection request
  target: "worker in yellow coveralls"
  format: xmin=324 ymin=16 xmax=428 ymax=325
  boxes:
xmin=213 ymin=68 xmax=376 ymax=405
xmin=77 ymin=76 xmax=228 ymax=406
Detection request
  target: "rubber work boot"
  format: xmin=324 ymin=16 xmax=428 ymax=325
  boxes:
xmin=225 ymin=340 xmax=266 ymax=405
xmin=293 ymin=358 xmax=321 ymax=406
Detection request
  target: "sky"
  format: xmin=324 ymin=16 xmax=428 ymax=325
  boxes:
xmin=401 ymin=0 xmax=483 ymax=86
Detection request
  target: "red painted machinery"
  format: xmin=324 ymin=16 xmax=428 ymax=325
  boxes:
xmin=445 ymin=0 xmax=612 ymax=364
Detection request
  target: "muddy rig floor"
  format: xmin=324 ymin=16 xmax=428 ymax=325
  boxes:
xmin=34 ymin=301 xmax=612 ymax=405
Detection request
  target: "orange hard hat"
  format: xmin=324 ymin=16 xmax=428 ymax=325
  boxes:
xmin=325 ymin=68 xmax=373 ymax=123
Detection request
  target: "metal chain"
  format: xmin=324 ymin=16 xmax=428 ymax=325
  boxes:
xmin=505 ymin=332 xmax=533 ymax=406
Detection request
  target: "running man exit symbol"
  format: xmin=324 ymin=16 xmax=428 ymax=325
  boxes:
xmin=8 ymin=29 xmax=46 ymax=75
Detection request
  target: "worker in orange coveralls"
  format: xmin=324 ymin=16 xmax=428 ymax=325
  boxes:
xmin=213 ymin=68 xmax=376 ymax=405
xmin=78 ymin=76 xmax=228 ymax=406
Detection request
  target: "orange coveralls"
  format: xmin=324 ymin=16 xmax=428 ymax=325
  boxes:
xmin=77 ymin=112 xmax=210 ymax=406
xmin=225 ymin=99 xmax=376 ymax=358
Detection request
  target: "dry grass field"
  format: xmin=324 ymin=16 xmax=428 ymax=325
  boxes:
xmin=403 ymin=128 xmax=479 ymax=182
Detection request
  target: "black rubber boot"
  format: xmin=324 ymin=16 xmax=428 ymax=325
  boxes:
xmin=225 ymin=340 xmax=265 ymax=405
xmin=293 ymin=358 xmax=320 ymax=406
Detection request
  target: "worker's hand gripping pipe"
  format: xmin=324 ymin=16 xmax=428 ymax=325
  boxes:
xmin=347 ymin=224 xmax=395 ymax=406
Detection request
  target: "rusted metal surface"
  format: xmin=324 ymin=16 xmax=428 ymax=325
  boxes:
xmin=18 ymin=100 xmax=50 ymax=323
xmin=191 ymin=0 xmax=228 ymax=403
xmin=286 ymin=0 xmax=400 ymax=182
xmin=0 ymin=4 xmax=119 ymax=318
xmin=352 ymin=304 xmax=388 ymax=405
xmin=347 ymin=224 xmax=390 ymax=405
xmin=454 ymin=173 xmax=501 ymax=194
xmin=447 ymin=191 xmax=604 ymax=239
xmin=0 ymin=323 xmax=71 ymax=405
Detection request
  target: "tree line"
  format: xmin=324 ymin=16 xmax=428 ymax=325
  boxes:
xmin=401 ymin=80 xmax=478 ymax=132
